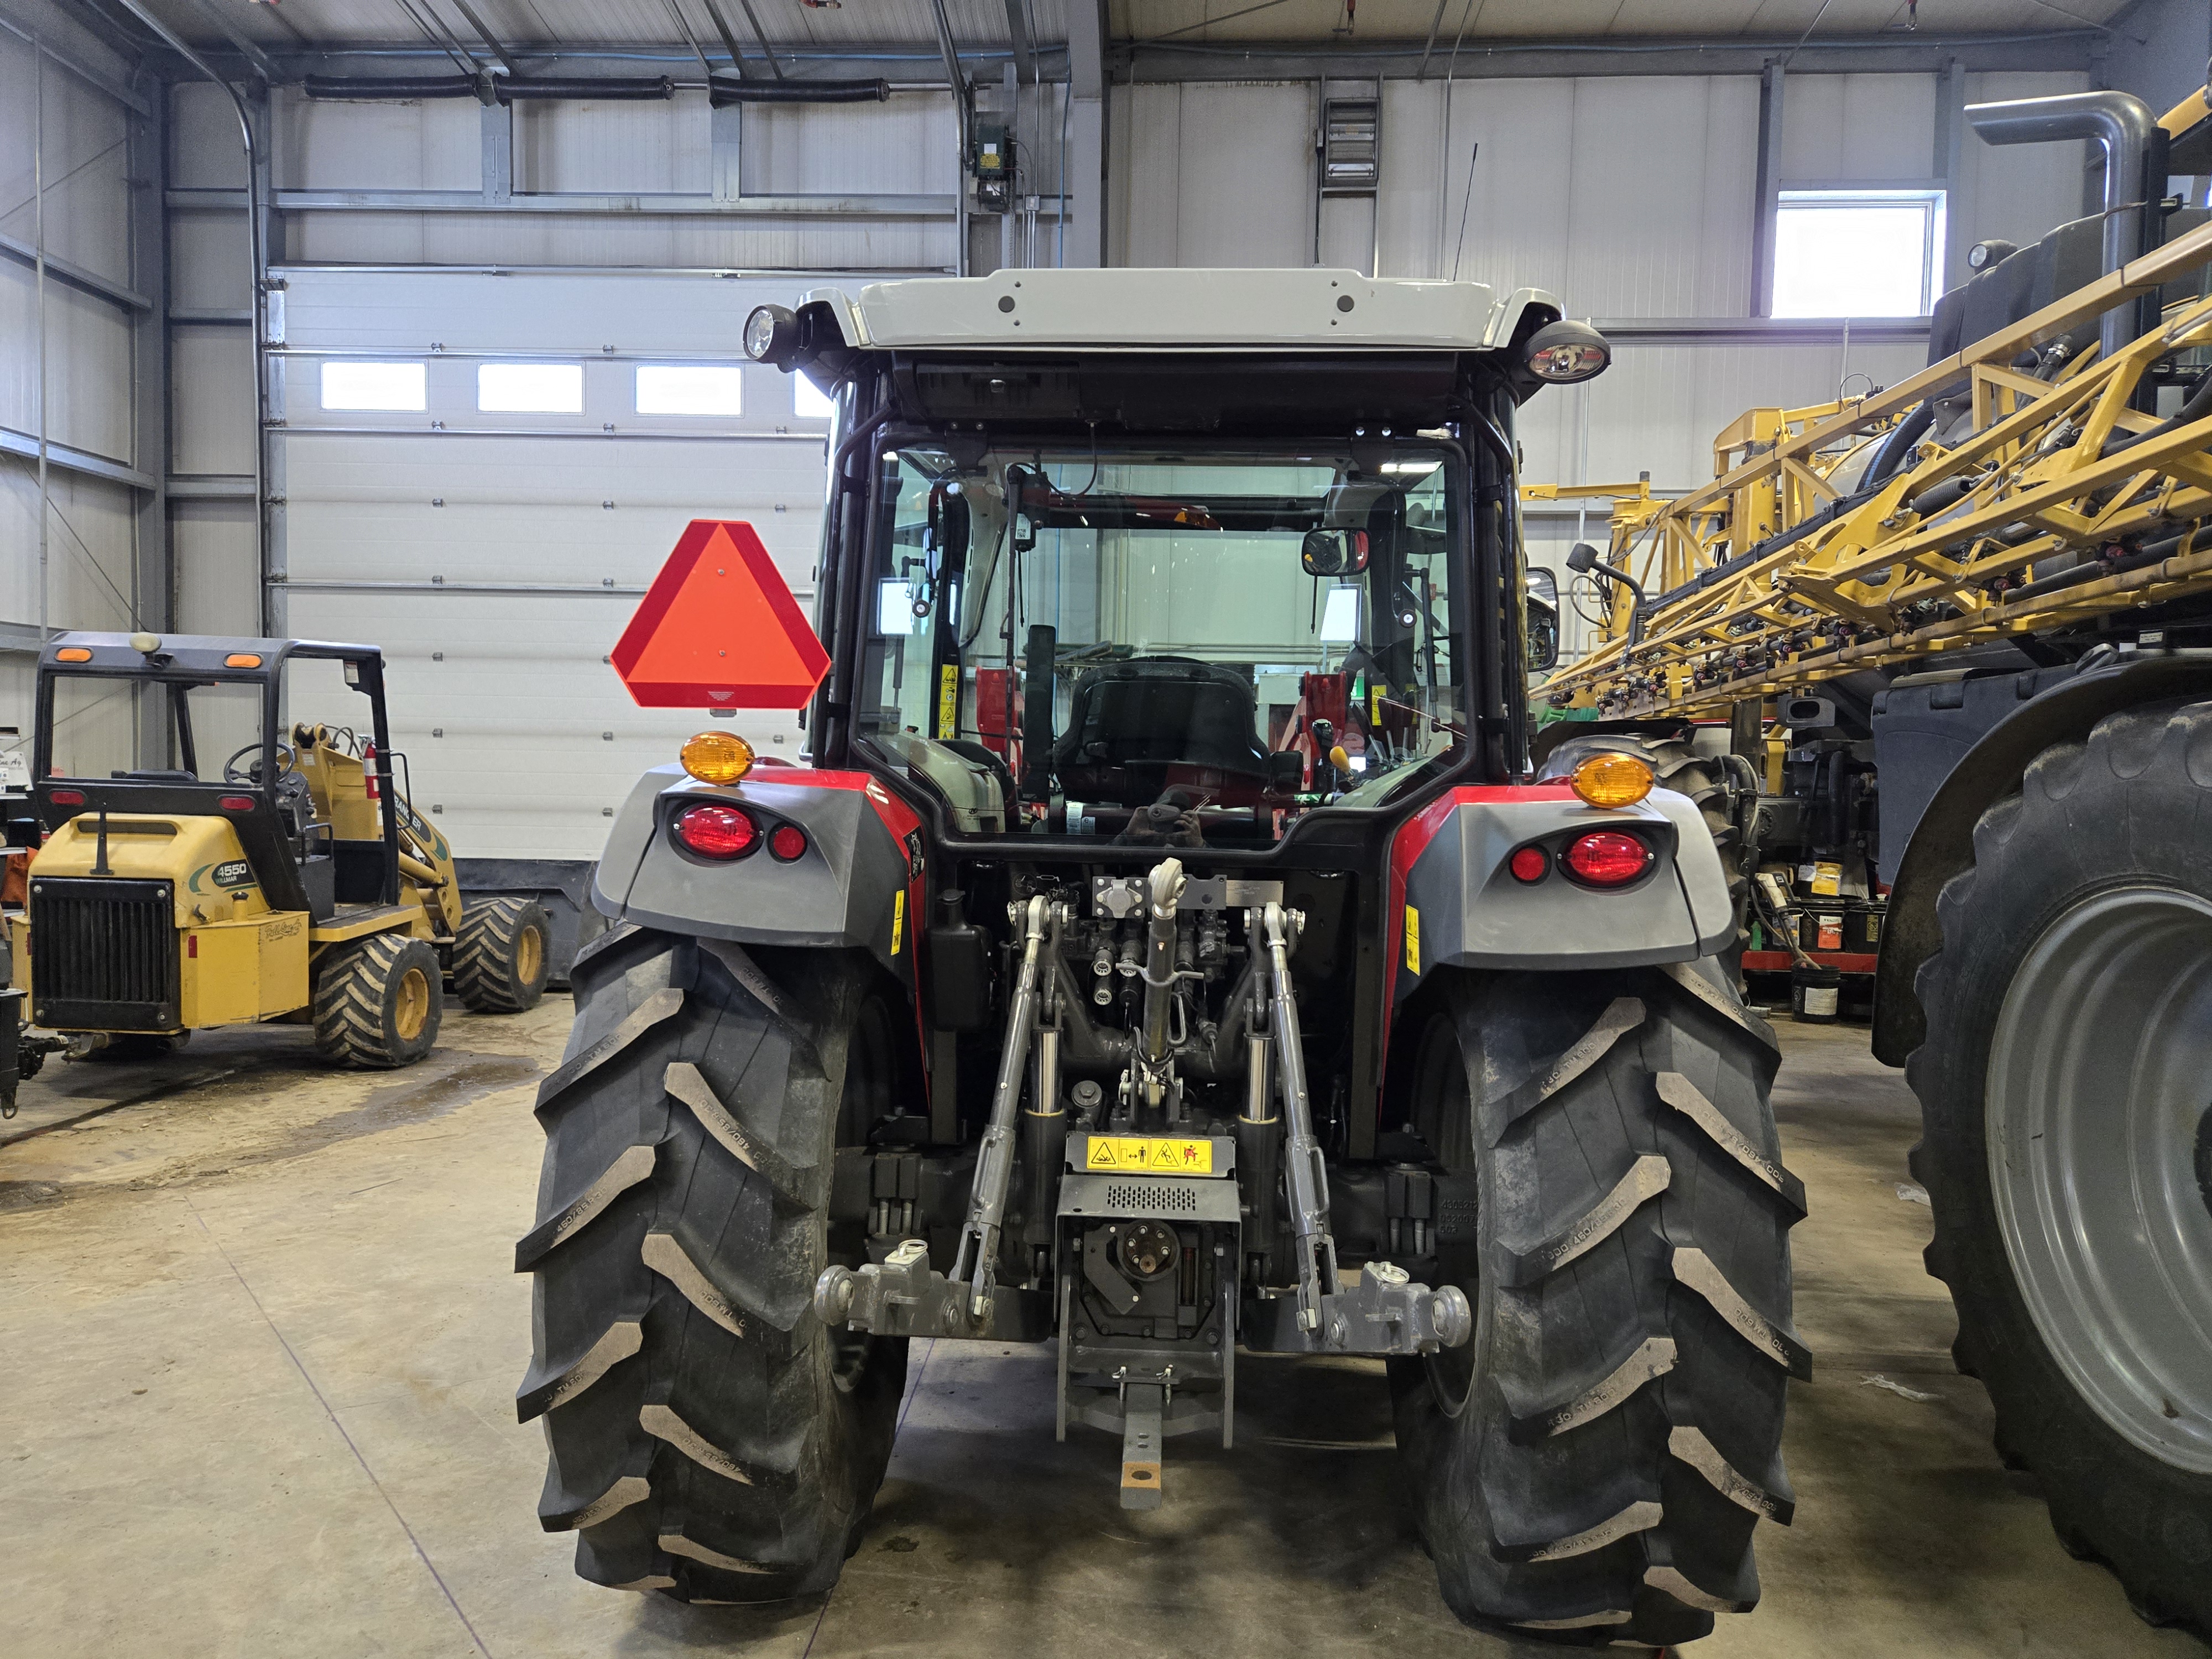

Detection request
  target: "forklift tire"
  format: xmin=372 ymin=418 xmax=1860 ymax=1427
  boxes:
xmin=1540 ymin=732 xmax=1751 ymax=961
xmin=1908 ymin=698 xmax=2212 ymax=1637
xmin=453 ymin=896 xmax=552 ymax=1014
xmin=517 ymin=926 xmax=906 ymax=1603
xmin=312 ymin=933 xmax=443 ymax=1069
xmin=1390 ymin=958 xmax=1802 ymax=1648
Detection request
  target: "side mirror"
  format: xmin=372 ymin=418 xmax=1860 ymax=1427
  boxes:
xmin=1565 ymin=542 xmax=1600 ymax=574
xmin=1525 ymin=567 xmax=1560 ymax=672
xmin=1302 ymin=528 xmax=1370 ymax=577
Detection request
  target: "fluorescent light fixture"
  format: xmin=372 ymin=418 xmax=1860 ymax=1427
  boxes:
xmin=635 ymin=364 xmax=745 ymax=416
xmin=320 ymin=361 xmax=425 ymax=411
xmin=1319 ymin=585 xmax=1361 ymax=642
xmin=795 ymin=372 xmax=836 ymax=418
xmin=877 ymin=580 xmax=915 ymax=636
xmin=477 ymin=363 xmax=583 ymax=413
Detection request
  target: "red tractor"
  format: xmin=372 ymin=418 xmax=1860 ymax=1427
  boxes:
xmin=517 ymin=270 xmax=1804 ymax=1646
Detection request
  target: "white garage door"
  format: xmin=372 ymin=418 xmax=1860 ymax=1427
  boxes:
xmin=269 ymin=268 xmax=840 ymax=870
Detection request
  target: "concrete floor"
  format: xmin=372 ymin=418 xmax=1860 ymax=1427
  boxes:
xmin=2 ymin=1003 xmax=2204 ymax=1659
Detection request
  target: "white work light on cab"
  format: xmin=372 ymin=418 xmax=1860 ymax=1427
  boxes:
xmin=1522 ymin=320 xmax=1612 ymax=383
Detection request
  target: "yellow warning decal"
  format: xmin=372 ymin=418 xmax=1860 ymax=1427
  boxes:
xmin=1084 ymin=1136 xmax=1212 ymax=1175
xmin=936 ymin=663 xmax=960 ymax=739
xmin=1404 ymin=905 xmax=1421 ymax=975
xmin=891 ymin=889 xmax=906 ymax=956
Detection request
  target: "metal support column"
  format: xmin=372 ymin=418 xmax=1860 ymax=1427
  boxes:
xmin=1936 ymin=57 xmax=1968 ymax=291
xmin=1751 ymin=59 xmax=1786 ymax=318
xmin=1064 ymin=1 xmax=1108 ymax=267
xmin=481 ymin=98 xmax=514 ymax=204
xmin=132 ymin=75 xmax=171 ymax=759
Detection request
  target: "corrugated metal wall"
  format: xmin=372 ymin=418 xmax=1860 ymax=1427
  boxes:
xmin=0 ymin=8 xmax=147 ymax=768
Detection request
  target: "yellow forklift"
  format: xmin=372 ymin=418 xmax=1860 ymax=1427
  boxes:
xmin=4 ymin=630 xmax=548 ymax=1071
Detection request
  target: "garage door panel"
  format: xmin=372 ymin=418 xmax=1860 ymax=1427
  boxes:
xmin=283 ymin=588 xmax=804 ymax=863
xmin=275 ymin=268 xmax=852 ymax=867
xmin=284 ymin=501 xmax=823 ymax=589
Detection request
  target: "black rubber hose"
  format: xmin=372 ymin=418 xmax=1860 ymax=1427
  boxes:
xmin=305 ymin=75 xmax=480 ymax=100
xmin=2100 ymin=361 xmax=2212 ymax=459
xmin=498 ymin=77 xmax=670 ymax=101
xmin=709 ymin=77 xmax=891 ymax=106
xmin=2001 ymin=528 xmax=2193 ymax=603
xmin=1863 ymin=400 xmax=1936 ymax=489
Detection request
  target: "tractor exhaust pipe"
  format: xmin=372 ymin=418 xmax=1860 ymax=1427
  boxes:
xmin=1967 ymin=90 xmax=2162 ymax=367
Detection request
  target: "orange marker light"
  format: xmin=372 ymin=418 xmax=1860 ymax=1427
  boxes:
xmin=681 ymin=730 xmax=755 ymax=785
xmin=55 ymin=647 xmax=92 ymax=662
xmin=1570 ymin=752 xmax=1655 ymax=809
xmin=225 ymin=653 xmax=263 ymax=668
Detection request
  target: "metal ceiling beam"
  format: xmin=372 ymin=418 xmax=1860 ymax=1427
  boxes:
xmin=697 ymin=0 xmax=749 ymax=74
xmin=1119 ymin=29 xmax=2093 ymax=79
xmin=181 ymin=0 xmax=281 ymax=82
xmin=658 ymin=0 xmax=716 ymax=79
xmin=389 ymin=0 xmax=480 ymax=78
xmin=1004 ymin=0 xmax=1034 ymax=79
xmin=443 ymin=0 xmax=520 ymax=77
xmin=732 ymin=0 xmax=785 ymax=79
xmin=168 ymin=185 xmax=956 ymax=217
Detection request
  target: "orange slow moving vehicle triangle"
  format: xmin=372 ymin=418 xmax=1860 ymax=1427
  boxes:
xmin=612 ymin=519 xmax=831 ymax=708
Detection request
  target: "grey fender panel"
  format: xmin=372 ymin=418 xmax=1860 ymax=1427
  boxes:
xmin=1396 ymin=786 xmax=1734 ymax=984
xmin=592 ymin=765 xmax=916 ymax=978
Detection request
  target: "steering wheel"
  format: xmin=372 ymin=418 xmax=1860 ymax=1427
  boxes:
xmin=223 ymin=742 xmax=296 ymax=786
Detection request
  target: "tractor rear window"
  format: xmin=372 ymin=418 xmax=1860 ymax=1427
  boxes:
xmin=861 ymin=440 xmax=1465 ymax=843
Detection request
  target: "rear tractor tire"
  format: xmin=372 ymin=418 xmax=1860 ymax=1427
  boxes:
xmin=313 ymin=933 xmax=442 ymax=1069
xmin=454 ymin=896 xmax=552 ymax=1014
xmin=1909 ymin=697 xmax=2212 ymax=1636
xmin=517 ymin=926 xmax=907 ymax=1603
xmin=1390 ymin=959 xmax=1804 ymax=1647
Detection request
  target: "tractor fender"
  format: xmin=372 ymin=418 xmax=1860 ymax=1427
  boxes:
xmin=1384 ymin=782 xmax=1735 ymax=1005
xmin=594 ymin=764 xmax=925 ymax=984
xmin=1870 ymin=654 xmax=2212 ymax=1066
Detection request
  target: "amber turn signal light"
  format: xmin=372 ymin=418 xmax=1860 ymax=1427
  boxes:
xmin=55 ymin=647 xmax=92 ymax=662
xmin=1569 ymin=751 xmax=1655 ymax=809
xmin=681 ymin=730 xmax=755 ymax=785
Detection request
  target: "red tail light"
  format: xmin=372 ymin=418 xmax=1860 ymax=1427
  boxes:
xmin=49 ymin=789 xmax=85 ymax=806
xmin=220 ymin=795 xmax=257 ymax=811
xmin=1564 ymin=831 xmax=1653 ymax=887
xmin=1508 ymin=845 xmax=1550 ymax=883
xmin=768 ymin=823 xmax=808 ymax=862
xmin=676 ymin=802 xmax=759 ymax=859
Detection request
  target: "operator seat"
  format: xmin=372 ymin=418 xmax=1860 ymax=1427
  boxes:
xmin=1050 ymin=656 xmax=1272 ymax=806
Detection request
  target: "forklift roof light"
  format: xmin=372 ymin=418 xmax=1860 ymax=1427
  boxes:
xmin=55 ymin=648 xmax=91 ymax=662
xmin=225 ymin=653 xmax=263 ymax=668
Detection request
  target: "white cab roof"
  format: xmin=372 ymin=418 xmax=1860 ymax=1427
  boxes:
xmin=802 ymin=269 xmax=1561 ymax=353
